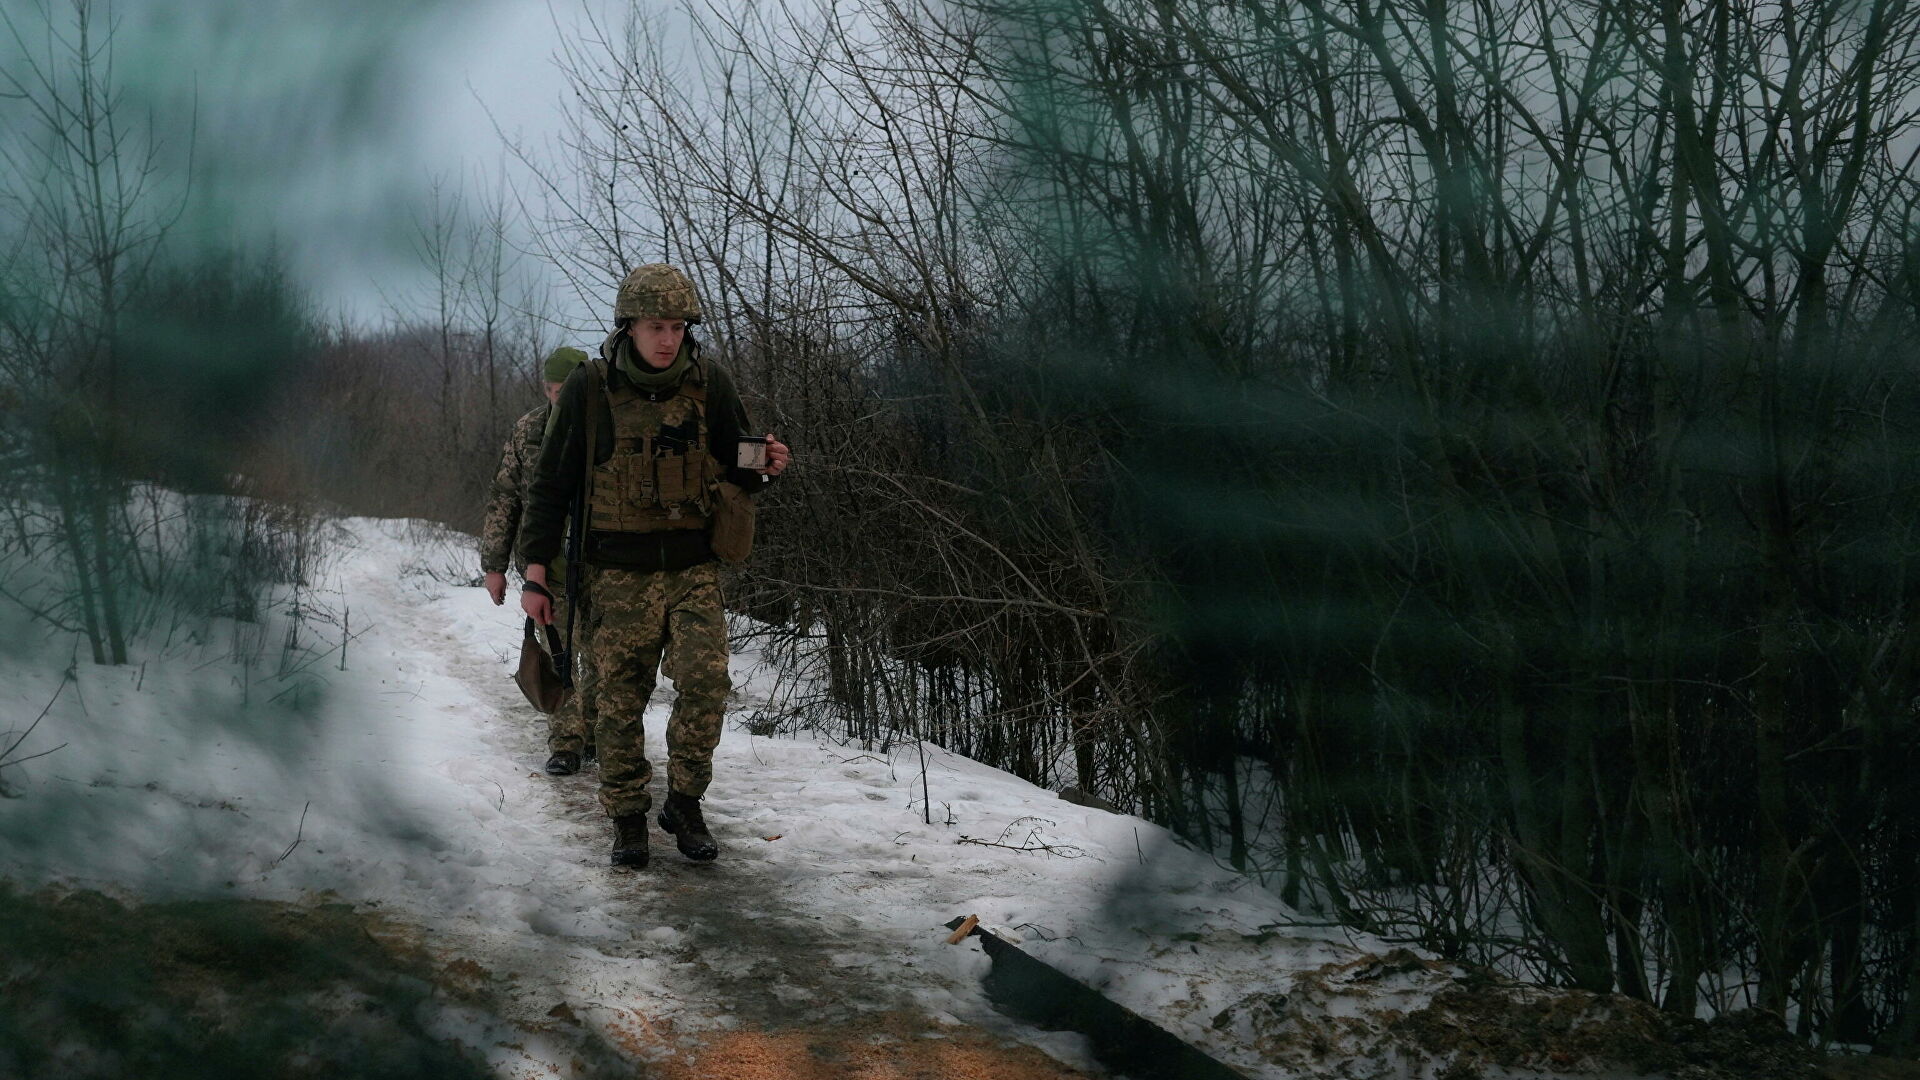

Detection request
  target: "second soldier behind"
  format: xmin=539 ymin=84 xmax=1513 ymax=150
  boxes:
xmin=480 ymin=345 xmax=598 ymax=775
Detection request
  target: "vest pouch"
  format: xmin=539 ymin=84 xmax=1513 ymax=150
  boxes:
xmin=710 ymin=481 xmax=755 ymax=564
xmin=589 ymin=455 xmax=624 ymax=531
xmin=655 ymin=450 xmax=692 ymax=508
xmin=590 ymin=438 xmax=655 ymax=533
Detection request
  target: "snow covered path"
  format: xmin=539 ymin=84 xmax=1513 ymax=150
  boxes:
xmin=2 ymin=515 xmax=1498 ymax=1079
xmin=272 ymin=518 xmax=1134 ymax=1073
xmin=323 ymin=517 xmax=1299 ymax=1075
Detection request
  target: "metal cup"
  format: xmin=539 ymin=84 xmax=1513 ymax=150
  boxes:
xmin=736 ymin=435 xmax=769 ymax=470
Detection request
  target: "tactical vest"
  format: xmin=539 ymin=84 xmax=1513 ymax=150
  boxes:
xmin=587 ymin=360 xmax=721 ymax=534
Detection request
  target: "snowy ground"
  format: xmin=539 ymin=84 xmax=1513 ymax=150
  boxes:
xmin=1 ymin=515 xmax=1704 ymax=1079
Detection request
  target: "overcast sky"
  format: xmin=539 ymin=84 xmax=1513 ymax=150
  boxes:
xmin=0 ymin=0 xmax=731 ymax=338
xmin=16 ymin=0 xmax=621 ymax=330
xmin=308 ymin=0 xmax=607 ymax=327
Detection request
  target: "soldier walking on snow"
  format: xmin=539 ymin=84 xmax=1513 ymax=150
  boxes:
xmin=519 ymin=265 xmax=789 ymax=867
xmin=480 ymin=345 xmax=598 ymax=775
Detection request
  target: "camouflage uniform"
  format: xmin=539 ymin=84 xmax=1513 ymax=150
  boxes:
xmin=481 ymin=403 xmax=596 ymax=755
xmin=480 ymin=404 xmax=549 ymax=578
xmin=589 ymin=562 xmax=728 ymax=815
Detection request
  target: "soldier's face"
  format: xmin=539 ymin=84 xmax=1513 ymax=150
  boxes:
xmin=543 ymin=381 xmax=564 ymax=404
xmin=628 ymin=318 xmax=687 ymax=369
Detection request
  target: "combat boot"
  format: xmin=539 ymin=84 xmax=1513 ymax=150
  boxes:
xmin=610 ymin=812 xmax=649 ymax=868
xmin=657 ymin=792 xmax=718 ymax=861
xmin=544 ymin=750 xmax=581 ymax=776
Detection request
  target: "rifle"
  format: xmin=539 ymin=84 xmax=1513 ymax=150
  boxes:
xmin=559 ymin=358 xmax=603 ymax=687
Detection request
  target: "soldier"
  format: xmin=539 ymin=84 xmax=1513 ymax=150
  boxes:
xmin=480 ymin=345 xmax=598 ymax=776
xmin=519 ymin=264 xmax=789 ymax=868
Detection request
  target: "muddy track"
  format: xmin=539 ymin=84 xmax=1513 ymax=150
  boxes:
xmin=430 ymin=692 xmax=1103 ymax=1080
xmin=538 ymin=748 xmax=917 ymax=1033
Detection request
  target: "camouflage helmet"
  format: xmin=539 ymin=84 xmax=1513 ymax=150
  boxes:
xmin=614 ymin=263 xmax=702 ymax=325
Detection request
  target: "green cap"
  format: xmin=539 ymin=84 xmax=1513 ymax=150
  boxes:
xmin=543 ymin=346 xmax=589 ymax=383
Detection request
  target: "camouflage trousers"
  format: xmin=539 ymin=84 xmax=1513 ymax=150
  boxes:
xmin=588 ymin=561 xmax=729 ymax=818
xmin=541 ymin=587 xmax=598 ymax=756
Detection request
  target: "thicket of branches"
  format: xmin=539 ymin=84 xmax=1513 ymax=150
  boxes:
xmin=271 ymin=179 xmax=558 ymax=534
xmin=524 ymin=0 xmax=1920 ymax=1049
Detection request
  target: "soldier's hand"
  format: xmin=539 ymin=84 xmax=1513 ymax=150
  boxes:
xmin=522 ymin=588 xmax=553 ymax=626
xmin=484 ymin=571 xmax=507 ymax=606
xmin=522 ymin=565 xmax=554 ymax=624
xmin=763 ymin=433 xmax=791 ymax=476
